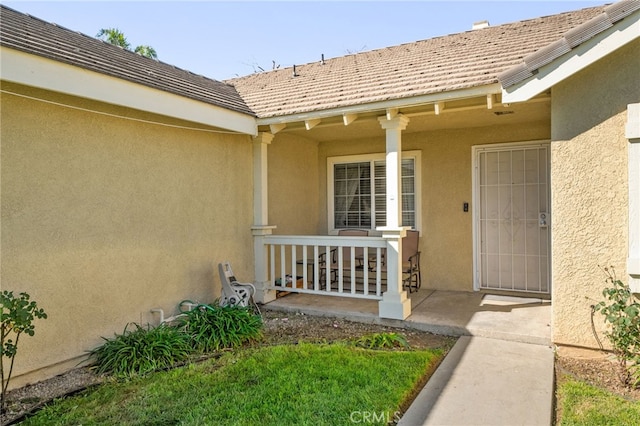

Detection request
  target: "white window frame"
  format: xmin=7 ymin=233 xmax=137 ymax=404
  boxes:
xmin=627 ymin=103 xmax=640 ymax=293
xmin=327 ymin=151 xmax=421 ymax=233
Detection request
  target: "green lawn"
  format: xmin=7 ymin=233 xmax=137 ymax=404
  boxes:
xmin=23 ymin=343 xmax=444 ymax=425
xmin=556 ymin=376 xmax=640 ymax=425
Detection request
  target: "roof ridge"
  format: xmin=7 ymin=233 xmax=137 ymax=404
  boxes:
xmin=2 ymin=2 xmax=618 ymax=120
xmin=226 ymin=3 xmax=608 ymax=84
xmin=228 ymin=2 xmax=609 ymax=118
xmin=499 ymin=0 xmax=638 ymax=88
xmin=0 ymin=4 xmax=255 ymax=116
xmin=0 ymin=4 xmax=226 ymax=85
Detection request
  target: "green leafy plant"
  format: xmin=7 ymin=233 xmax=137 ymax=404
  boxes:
xmin=88 ymin=323 xmax=192 ymax=378
xmin=180 ymin=304 xmax=263 ymax=353
xmin=593 ymin=266 xmax=640 ymax=388
xmin=22 ymin=344 xmax=445 ymax=425
xmin=353 ymin=332 xmax=410 ymax=350
xmin=1 ymin=291 xmax=47 ymax=410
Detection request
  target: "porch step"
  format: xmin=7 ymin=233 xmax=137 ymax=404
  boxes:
xmin=398 ymin=336 xmax=555 ymax=426
xmin=405 ymin=290 xmax=552 ymax=346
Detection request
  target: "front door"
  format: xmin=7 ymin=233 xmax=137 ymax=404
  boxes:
xmin=474 ymin=142 xmax=550 ymax=294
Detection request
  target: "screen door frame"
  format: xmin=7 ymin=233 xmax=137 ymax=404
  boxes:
xmin=472 ymin=140 xmax=551 ymax=294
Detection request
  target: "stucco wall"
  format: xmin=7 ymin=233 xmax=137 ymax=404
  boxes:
xmin=268 ymin=133 xmax=321 ymax=235
xmin=318 ymin=120 xmax=550 ymax=292
xmin=1 ymin=83 xmax=254 ymax=386
xmin=550 ymin=40 xmax=639 ymax=348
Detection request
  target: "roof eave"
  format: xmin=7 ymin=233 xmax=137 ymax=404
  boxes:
xmin=256 ymin=83 xmax=503 ymax=126
xmin=501 ymin=7 xmax=640 ymax=103
xmin=1 ymin=46 xmax=258 ymax=136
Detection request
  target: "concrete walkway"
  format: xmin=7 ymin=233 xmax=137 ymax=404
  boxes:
xmin=398 ymin=336 xmax=555 ymax=426
xmin=266 ymin=290 xmax=552 ymax=345
xmin=265 ymin=290 xmax=555 ymax=425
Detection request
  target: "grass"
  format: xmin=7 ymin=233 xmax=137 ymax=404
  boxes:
xmin=22 ymin=343 xmax=444 ymax=425
xmin=556 ymin=375 xmax=640 ymax=425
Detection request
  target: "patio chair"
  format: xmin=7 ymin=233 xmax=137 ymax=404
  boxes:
xmin=317 ymin=229 xmax=369 ymax=287
xmin=402 ymin=230 xmax=421 ymax=292
xmin=369 ymin=230 xmax=421 ymax=293
xmin=337 ymin=229 xmax=369 ymax=264
xmin=331 ymin=229 xmax=369 ymax=284
xmin=217 ymin=261 xmax=256 ymax=308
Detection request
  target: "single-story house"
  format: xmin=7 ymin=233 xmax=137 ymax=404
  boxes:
xmin=1 ymin=1 xmax=639 ymax=388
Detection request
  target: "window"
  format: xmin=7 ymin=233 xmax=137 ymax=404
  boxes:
xmin=328 ymin=152 xmax=420 ymax=231
xmin=627 ymin=103 xmax=640 ymax=293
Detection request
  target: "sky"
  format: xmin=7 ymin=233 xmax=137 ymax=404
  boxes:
xmin=2 ymin=1 xmax=606 ymax=81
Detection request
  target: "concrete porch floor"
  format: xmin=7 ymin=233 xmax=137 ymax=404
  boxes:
xmin=263 ymin=289 xmax=552 ymax=346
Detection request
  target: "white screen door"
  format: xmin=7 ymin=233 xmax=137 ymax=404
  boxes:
xmin=475 ymin=143 xmax=550 ymax=294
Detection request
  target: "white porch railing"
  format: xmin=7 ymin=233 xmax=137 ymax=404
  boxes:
xmin=264 ymin=235 xmax=387 ymax=300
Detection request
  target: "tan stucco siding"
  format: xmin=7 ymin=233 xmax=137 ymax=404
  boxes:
xmin=318 ymin=120 xmax=550 ymax=292
xmin=1 ymin=83 xmax=254 ymax=385
xmin=551 ymin=40 xmax=639 ymax=348
xmin=268 ymin=133 xmax=321 ymax=235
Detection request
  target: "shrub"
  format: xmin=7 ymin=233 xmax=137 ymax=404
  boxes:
xmin=88 ymin=323 xmax=192 ymax=378
xmin=180 ymin=304 xmax=263 ymax=353
xmin=353 ymin=332 xmax=410 ymax=350
xmin=1 ymin=291 xmax=47 ymax=410
xmin=593 ymin=266 xmax=640 ymax=388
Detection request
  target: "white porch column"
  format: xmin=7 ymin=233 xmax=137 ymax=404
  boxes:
xmin=377 ymin=115 xmax=411 ymax=320
xmin=252 ymin=132 xmax=277 ymax=303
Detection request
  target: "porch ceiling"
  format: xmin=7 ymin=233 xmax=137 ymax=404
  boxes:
xmin=257 ymin=93 xmax=550 ymax=143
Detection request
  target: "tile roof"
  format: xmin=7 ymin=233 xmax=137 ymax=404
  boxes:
xmin=226 ymin=4 xmax=608 ymax=119
xmin=499 ymin=0 xmax=640 ymax=88
xmin=0 ymin=5 xmax=255 ymax=116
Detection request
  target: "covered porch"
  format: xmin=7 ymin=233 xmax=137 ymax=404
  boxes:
xmin=249 ymin=84 xmax=554 ymax=323
xmin=264 ymin=290 xmax=552 ymax=346
xmin=252 ymin=90 xmax=550 ymax=322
